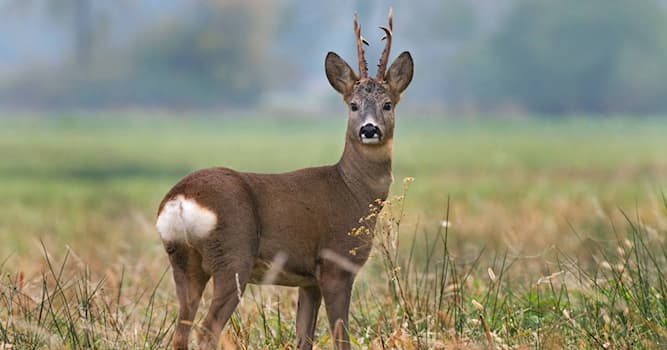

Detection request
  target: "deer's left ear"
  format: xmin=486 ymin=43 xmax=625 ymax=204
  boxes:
xmin=325 ymin=52 xmax=358 ymax=96
xmin=384 ymin=51 xmax=413 ymax=95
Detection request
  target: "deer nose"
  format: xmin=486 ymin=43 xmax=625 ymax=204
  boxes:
xmin=359 ymin=123 xmax=382 ymax=143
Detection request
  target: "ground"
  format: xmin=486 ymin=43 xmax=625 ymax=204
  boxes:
xmin=0 ymin=112 xmax=666 ymax=349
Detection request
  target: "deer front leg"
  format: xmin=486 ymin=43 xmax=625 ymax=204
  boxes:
xmin=295 ymin=286 xmax=322 ymax=350
xmin=319 ymin=264 xmax=354 ymax=350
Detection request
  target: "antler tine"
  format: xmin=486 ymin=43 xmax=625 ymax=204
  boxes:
xmin=376 ymin=7 xmax=393 ymax=81
xmin=354 ymin=12 xmax=369 ymax=79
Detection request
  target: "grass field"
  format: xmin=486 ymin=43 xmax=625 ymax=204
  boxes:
xmin=1 ymin=112 xmax=666 ymax=349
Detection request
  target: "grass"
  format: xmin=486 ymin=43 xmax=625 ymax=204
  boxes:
xmin=0 ymin=112 xmax=666 ymax=349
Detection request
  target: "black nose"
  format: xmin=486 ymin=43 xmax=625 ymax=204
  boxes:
xmin=359 ymin=123 xmax=382 ymax=139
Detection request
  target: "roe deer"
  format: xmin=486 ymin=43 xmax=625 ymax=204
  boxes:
xmin=156 ymin=9 xmax=413 ymax=350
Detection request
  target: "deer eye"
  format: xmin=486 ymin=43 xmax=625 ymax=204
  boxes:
xmin=350 ymin=102 xmax=359 ymax=112
xmin=383 ymin=102 xmax=392 ymax=111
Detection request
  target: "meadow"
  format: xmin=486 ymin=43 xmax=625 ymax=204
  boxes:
xmin=0 ymin=112 xmax=666 ymax=349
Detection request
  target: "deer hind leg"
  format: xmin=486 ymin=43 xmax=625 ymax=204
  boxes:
xmin=196 ymin=259 xmax=253 ymax=349
xmin=166 ymin=244 xmax=210 ymax=350
xmin=196 ymin=220 xmax=258 ymax=349
xmin=295 ymin=286 xmax=322 ymax=350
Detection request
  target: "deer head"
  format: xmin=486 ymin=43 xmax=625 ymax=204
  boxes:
xmin=325 ymin=9 xmax=413 ymax=151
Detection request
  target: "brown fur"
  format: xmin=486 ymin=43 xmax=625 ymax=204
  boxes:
xmin=157 ymin=15 xmax=413 ymax=350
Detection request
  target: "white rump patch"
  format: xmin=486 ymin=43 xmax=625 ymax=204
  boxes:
xmin=156 ymin=195 xmax=218 ymax=242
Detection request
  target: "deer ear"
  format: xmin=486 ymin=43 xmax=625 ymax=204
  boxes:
xmin=325 ymin=52 xmax=358 ymax=96
xmin=384 ymin=51 xmax=413 ymax=95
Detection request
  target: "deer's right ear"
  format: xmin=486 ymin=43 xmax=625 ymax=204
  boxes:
xmin=325 ymin=52 xmax=358 ymax=96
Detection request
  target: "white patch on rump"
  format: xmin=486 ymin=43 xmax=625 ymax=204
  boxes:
xmin=156 ymin=195 xmax=218 ymax=242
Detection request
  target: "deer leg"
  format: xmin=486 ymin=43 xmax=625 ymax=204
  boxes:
xmin=197 ymin=263 xmax=252 ymax=349
xmin=167 ymin=245 xmax=210 ymax=350
xmin=319 ymin=265 xmax=354 ymax=350
xmin=295 ymin=286 xmax=322 ymax=350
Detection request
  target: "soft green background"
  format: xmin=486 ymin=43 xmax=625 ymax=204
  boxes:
xmin=1 ymin=114 xmax=665 ymax=258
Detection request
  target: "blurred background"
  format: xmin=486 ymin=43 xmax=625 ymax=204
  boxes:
xmin=3 ymin=0 xmax=667 ymax=115
xmin=1 ymin=0 xmax=666 ymax=259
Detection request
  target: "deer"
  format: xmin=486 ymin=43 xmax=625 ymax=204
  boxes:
xmin=155 ymin=9 xmax=413 ymax=350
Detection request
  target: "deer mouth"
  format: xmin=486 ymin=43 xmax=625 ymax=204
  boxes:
xmin=359 ymin=123 xmax=383 ymax=144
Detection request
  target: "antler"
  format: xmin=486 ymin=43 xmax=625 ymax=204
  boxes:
xmin=376 ymin=7 xmax=393 ymax=81
xmin=354 ymin=12 xmax=369 ymax=79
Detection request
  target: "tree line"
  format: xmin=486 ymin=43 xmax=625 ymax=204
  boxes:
xmin=2 ymin=0 xmax=667 ymax=115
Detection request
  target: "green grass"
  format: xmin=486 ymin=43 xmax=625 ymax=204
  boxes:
xmin=0 ymin=112 xmax=666 ymax=349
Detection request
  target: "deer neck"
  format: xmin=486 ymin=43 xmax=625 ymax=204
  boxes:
xmin=336 ymin=138 xmax=393 ymax=203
